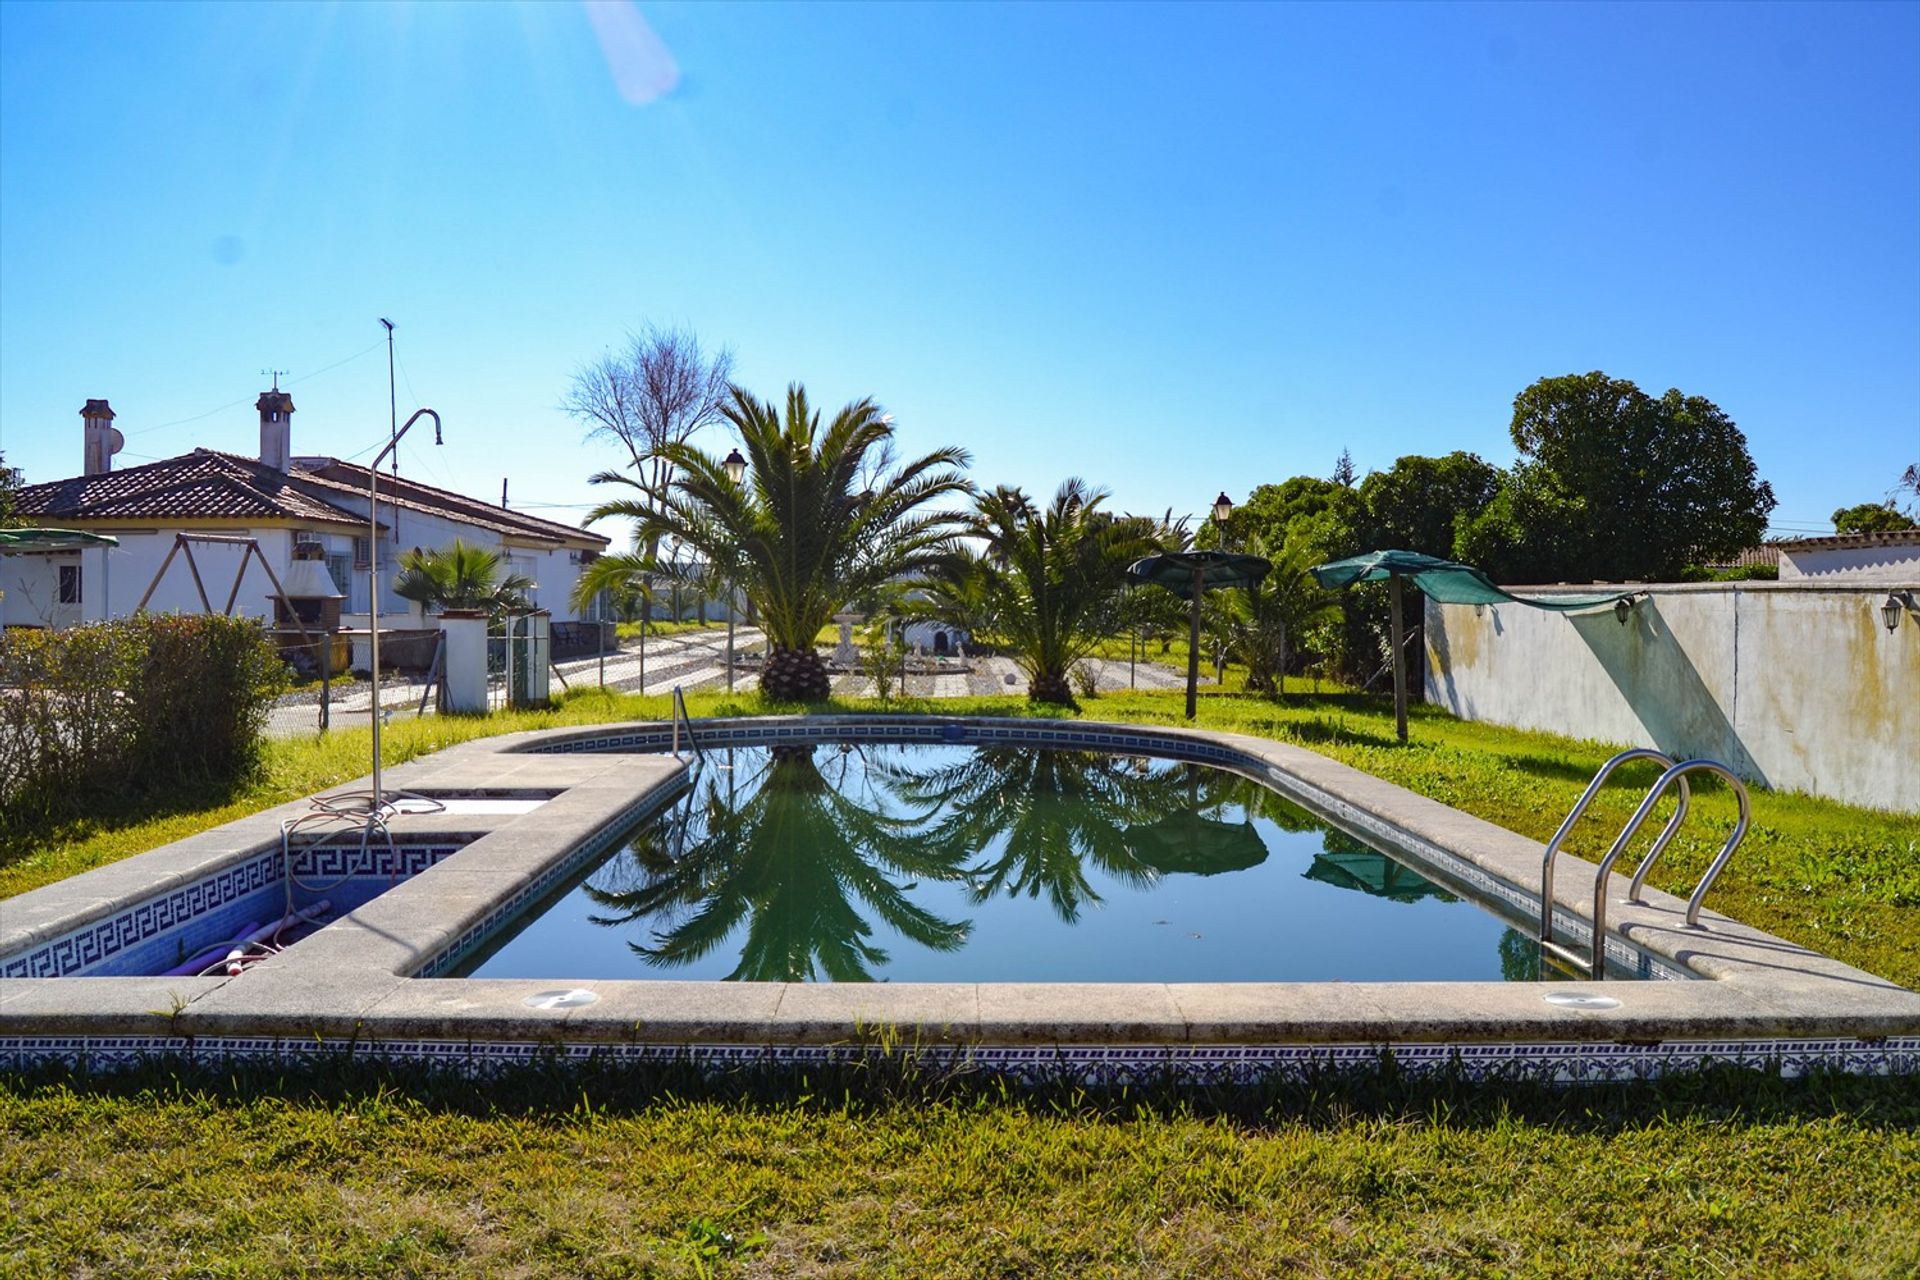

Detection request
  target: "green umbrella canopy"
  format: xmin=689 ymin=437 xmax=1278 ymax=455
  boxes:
xmin=1303 ymin=849 xmax=1455 ymax=904
xmin=1310 ymin=549 xmax=1628 ymax=612
xmin=1125 ymin=811 xmax=1270 ymax=876
xmin=1126 ymin=550 xmax=1271 ymax=600
xmin=0 ymin=528 xmax=118 ymax=551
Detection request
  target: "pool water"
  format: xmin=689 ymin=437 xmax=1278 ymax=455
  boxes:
xmin=451 ymin=743 xmax=1582 ymax=984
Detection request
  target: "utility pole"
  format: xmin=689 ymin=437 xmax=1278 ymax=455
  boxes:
xmin=379 ymin=318 xmax=397 ymax=478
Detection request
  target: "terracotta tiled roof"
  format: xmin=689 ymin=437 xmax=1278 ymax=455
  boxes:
xmin=15 ymin=447 xmax=609 ymax=550
xmin=1699 ymin=545 xmax=1781 ymax=571
xmin=1774 ymin=529 xmax=1920 ymax=551
xmin=289 ymin=456 xmax=607 ymax=549
xmin=14 ymin=450 xmax=373 ymax=529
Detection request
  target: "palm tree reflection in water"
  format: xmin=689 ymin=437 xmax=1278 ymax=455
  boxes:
xmin=583 ymin=745 xmax=1278 ymax=982
xmin=584 ymin=744 xmax=972 ymax=982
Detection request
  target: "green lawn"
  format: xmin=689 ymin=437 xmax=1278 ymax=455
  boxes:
xmin=4 ymin=1056 xmax=1917 ymax=1279
xmin=614 ymin=618 xmax=733 ymax=643
xmin=6 ymin=684 xmax=1918 ymax=1277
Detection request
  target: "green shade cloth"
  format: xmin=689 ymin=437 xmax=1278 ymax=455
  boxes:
xmin=1126 ymin=550 xmax=1272 ymax=600
xmin=1303 ymin=850 xmax=1456 ymax=904
xmin=0 ymin=527 xmax=118 ymax=551
xmin=1310 ymin=549 xmax=1628 ymax=612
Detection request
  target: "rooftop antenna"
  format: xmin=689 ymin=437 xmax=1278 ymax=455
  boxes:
xmin=378 ymin=318 xmax=397 ymax=478
xmin=261 ymin=368 xmax=288 ymax=391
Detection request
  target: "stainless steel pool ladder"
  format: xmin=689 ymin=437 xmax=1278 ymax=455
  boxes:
xmin=670 ymin=685 xmax=706 ymax=767
xmin=1539 ymin=750 xmax=1751 ymax=978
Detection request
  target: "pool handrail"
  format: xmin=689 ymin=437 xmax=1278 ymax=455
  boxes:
xmin=1586 ymin=760 xmax=1751 ymax=975
xmin=670 ymin=686 xmax=706 ymax=767
xmin=1539 ymin=748 xmax=1689 ymax=971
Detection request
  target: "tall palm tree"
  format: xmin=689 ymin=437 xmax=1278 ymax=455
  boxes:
xmin=392 ymin=540 xmax=534 ymax=617
xmin=582 ymin=385 xmax=972 ymax=701
xmin=957 ymin=480 xmax=1158 ymax=705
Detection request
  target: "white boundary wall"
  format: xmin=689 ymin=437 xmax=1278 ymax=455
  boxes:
xmin=1424 ymin=582 xmax=1920 ymax=813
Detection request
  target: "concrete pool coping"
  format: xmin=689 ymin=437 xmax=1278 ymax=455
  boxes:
xmin=4 ymin=715 xmax=1917 ymax=1078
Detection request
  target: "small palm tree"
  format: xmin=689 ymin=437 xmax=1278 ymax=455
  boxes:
xmin=392 ymin=540 xmax=533 ymax=617
xmin=583 ymin=384 xmax=972 ymax=701
xmin=1210 ymin=535 xmax=1341 ymax=695
xmin=957 ymin=480 xmax=1158 ymax=705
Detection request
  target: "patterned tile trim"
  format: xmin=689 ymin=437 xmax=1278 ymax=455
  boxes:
xmin=3 ymin=1034 xmax=1913 ymax=1083
xmin=0 ymin=840 xmax=470 ymax=979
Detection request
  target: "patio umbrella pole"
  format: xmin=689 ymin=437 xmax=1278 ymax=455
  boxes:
xmin=1390 ymin=571 xmax=1407 ymax=743
xmin=1186 ymin=564 xmax=1203 ymax=719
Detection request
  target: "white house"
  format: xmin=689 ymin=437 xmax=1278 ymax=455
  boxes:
xmin=3 ymin=391 xmax=608 ymax=630
xmin=1774 ymin=530 xmax=1920 ymax=583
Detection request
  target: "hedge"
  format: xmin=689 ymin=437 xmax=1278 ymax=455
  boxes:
xmin=0 ymin=614 xmax=286 ymax=829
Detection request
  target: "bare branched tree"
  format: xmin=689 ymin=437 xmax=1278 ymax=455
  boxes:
xmin=564 ymin=324 xmax=736 ymax=495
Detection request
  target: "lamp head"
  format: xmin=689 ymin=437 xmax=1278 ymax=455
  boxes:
xmin=1614 ymin=597 xmax=1632 ymax=625
xmin=1211 ymin=492 xmax=1234 ymax=524
xmin=722 ymin=448 xmax=747 ymax=485
xmin=1884 ymin=592 xmax=1909 ymax=634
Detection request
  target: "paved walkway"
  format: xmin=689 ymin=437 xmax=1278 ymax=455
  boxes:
xmin=267 ymin=630 xmax=1203 ymax=735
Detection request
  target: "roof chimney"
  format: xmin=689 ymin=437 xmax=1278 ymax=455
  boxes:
xmin=257 ymin=389 xmax=295 ymax=471
xmin=81 ymin=399 xmax=121 ymax=476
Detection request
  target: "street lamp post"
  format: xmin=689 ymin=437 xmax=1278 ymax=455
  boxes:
xmin=669 ymin=534 xmax=683 ymax=623
xmin=1184 ymin=492 xmax=1234 ymax=720
xmin=366 ymin=408 xmax=442 ymax=809
xmin=722 ymin=448 xmax=746 ymax=692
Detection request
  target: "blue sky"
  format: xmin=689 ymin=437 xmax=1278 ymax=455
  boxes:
xmin=2 ymin=1 xmax=1915 ymax=538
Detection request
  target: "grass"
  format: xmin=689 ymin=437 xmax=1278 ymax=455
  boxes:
xmin=614 ymin=618 xmax=732 ymax=643
xmin=5 ymin=683 xmax=1920 ymax=1274
xmin=4 ymin=1055 xmax=1918 ymax=1279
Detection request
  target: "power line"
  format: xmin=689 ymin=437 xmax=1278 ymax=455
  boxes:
xmin=125 ymin=339 xmax=386 ymax=438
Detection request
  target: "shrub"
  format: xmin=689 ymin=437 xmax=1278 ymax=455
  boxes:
xmin=0 ymin=614 xmax=286 ymax=829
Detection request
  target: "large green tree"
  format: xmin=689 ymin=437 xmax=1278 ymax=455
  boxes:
xmin=1358 ymin=451 xmax=1502 ymax=559
xmin=0 ymin=452 xmax=18 ymax=528
xmin=583 ymin=384 xmax=972 ymax=701
xmin=1832 ymin=502 xmax=1918 ymax=534
xmin=1462 ymin=371 xmax=1775 ymax=582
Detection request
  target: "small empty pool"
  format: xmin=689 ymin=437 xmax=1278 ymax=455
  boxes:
xmin=448 ymin=742 xmax=1676 ymax=983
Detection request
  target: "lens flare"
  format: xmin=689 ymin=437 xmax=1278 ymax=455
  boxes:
xmin=581 ymin=0 xmax=680 ymax=106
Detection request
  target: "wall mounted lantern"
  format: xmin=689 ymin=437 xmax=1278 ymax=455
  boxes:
xmin=1883 ymin=592 xmax=1912 ymax=634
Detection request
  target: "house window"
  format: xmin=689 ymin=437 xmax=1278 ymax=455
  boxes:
xmin=57 ymin=564 xmax=82 ymax=605
xmin=353 ymin=536 xmax=372 ymax=568
xmin=326 ymin=553 xmax=352 ymax=597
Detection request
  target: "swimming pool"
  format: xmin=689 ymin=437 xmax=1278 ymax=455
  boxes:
xmin=450 ymin=743 xmax=1664 ymax=984
xmin=3 ymin=715 xmax=1912 ymax=1082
